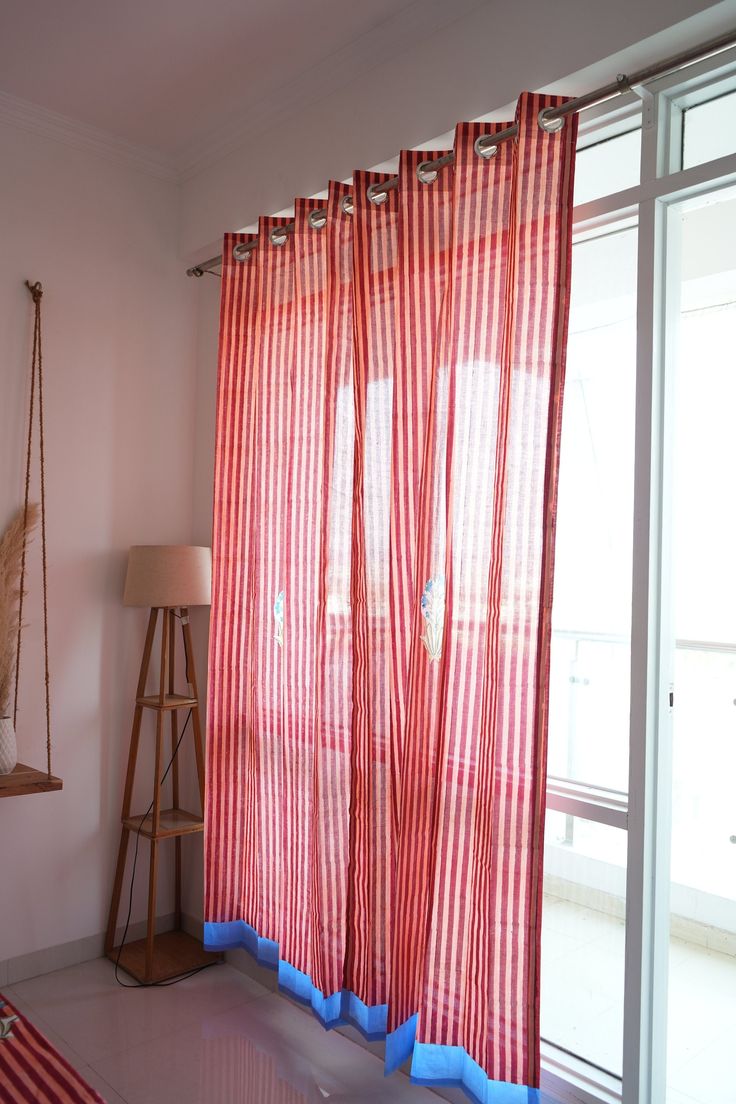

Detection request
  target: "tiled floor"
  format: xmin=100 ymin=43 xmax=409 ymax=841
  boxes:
xmin=4 ymin=957 xmax=439 ymax=1104
xmin=6 ymin=913 xmax=735 ymax=1104
xmin=542 ymin=896 xmax=736 ymax=1104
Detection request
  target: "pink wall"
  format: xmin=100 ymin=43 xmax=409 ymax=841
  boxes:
xmin=0 ymin=120 xmax=198 ymax=965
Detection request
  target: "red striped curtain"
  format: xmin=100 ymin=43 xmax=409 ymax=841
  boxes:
xmin=205 ymin=93 xmax=577 ymax=1099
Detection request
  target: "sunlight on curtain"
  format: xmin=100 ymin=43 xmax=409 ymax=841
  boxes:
xmin=205 ymin=93 xmax=577 ymax=1103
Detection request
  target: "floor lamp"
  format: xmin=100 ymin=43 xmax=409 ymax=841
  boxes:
xmin=105 ymin=545 xmax=218 ymax=983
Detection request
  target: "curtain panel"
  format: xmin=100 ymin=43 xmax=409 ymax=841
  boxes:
xmin=205 ymin=92 xmax=577 ymax=1102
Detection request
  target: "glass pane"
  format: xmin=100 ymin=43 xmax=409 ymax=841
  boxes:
xmin=574 ymin=128 xmax=641 ymax=206
xmin=549 ymin=228 xmax=637 ymax=793
xmin=682 ymin=89 xmax=736 ymax=169
xmin=667 ymin=188 xmax=736 ymax=1104
xmin=542 ymin=813 xmax=627 ymax=1076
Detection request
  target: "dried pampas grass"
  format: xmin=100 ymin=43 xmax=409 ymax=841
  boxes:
xmin=0 ymin=504 xmax=39 ymax=717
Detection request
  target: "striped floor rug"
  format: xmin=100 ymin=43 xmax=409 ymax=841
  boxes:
xmin=0 ymin=995 xmax=105 ymax=1103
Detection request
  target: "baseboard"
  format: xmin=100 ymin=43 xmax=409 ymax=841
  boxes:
xmin=224 ymin=950 xmax=484 ymax=1103
xmin=669 ymin=912 xmax=736 ymax=956
xmin=223 ymin=946 xmax=279 ymax=992
xmin=0 ymin=912 xmax=202 ymax=987
xmin=545 ymin=877 xmax=736 ymax=957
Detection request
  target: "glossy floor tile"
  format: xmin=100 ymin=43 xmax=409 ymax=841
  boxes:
xmin=6 ymin=958 xmax=438 ymax=1104
xmin=9 ymin=929 xmax=734 ymax=1104
xmin=7 ymin=956 xmax=268 ymax=1064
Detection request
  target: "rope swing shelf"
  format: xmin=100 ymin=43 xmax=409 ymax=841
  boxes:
xmin=0 ymin=763 xmax=62 ymax=798
xmin=0 ymin=281 xmax=61 ymax=799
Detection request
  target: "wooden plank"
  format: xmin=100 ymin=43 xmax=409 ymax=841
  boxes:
xmin=105 ymin=609 xmax=158 ymax=954
xmin=108 ymin=930 xmax=220 ymax=985
xmin=0 ymin=762 xmax=63 ymax=798
xmin=136 ymin=694 xmax=197 ymax=711
xmin=170 ymin=611 xmax=182 ymax=931
xmin=122 ymin=807 xmax=204 ymax=839
xmin=182 ymin=613 xmax=206 ymax=813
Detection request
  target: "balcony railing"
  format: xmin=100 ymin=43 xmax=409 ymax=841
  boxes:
xmin=548 ymin=625 xmax=736 ymax=932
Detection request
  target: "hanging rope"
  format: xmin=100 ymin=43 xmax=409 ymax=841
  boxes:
xmin=14 ymin=280 xmax=52 ymax=778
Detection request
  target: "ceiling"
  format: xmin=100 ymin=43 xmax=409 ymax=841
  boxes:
xmin=0 ymin=0 xmax=484 ymax=171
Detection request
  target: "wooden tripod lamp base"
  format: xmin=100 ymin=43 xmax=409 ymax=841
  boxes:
xmin=105 ymin=546 xmax=218 ymax=984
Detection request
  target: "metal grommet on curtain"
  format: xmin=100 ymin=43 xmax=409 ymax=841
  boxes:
xmin=270 ymin=226 xmax=289 ymax=246
xmin=341 ymin=194 xmax=354 ymax=216
xmin=416 ymin=160 xmax=439 ymax=185
xmin=233 ymin=242 xmax=255 ymax=262
xmin=474 ymin=135 xmax=499 ymax=159
xmin=308 ymin=209 xmax=327 ymax=230
xmin=367 ymin=181 xmax=389 ymax=206
xmin=538 ymin=108 xmax=565 ymax=134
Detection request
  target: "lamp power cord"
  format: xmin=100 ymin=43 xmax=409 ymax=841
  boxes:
xmin=113 ymin=654 xmax=218 ymax=988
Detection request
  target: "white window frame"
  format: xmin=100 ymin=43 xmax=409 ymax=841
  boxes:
xmin=542 ymin=41 xmax=736 ymax=1104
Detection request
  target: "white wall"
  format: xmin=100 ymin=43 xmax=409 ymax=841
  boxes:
xmin=180 ymin=0 xmax=735 ymax=259
xmin=0 ymin=121 xmax=198 ymax=965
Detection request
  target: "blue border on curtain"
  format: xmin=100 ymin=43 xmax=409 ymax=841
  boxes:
xmin=204 ymin=921 xmax=539 ymax=1104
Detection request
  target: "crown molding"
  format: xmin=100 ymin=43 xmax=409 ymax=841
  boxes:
xmin=0 ymin=90 xmax=179 ymax=183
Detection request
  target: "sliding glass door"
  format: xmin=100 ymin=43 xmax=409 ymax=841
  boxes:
xmin=665 ymin=184 xmax=736 ymax=1104
xmin=542 ymin=221 xmax=636 ymax=1081
xmin=540 ymin=42 xmax=736 ymax=1104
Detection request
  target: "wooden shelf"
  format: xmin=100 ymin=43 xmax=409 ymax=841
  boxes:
xmin=107 ymin=608 xmax=208 ymax=982
xmin=108 ymin=930 xmax=220 ymax=984
xmin=136 ymin=693 xmax=197 ymax=711
xmin=122 ymin=807 xmax=203 ymax=839
xmin=0 ymin=762 xmax=63 ymax=799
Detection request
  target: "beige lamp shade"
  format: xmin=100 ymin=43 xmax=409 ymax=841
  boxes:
xmin=123 ymin=545 xmax=212 ymax=608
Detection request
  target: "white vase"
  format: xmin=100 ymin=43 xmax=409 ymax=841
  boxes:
xmin=0 ymin=716 xmax=18 ymax=775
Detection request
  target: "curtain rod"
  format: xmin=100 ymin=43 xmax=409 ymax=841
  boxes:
xmin=186 ymin=25 xmax=736 ymax=277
